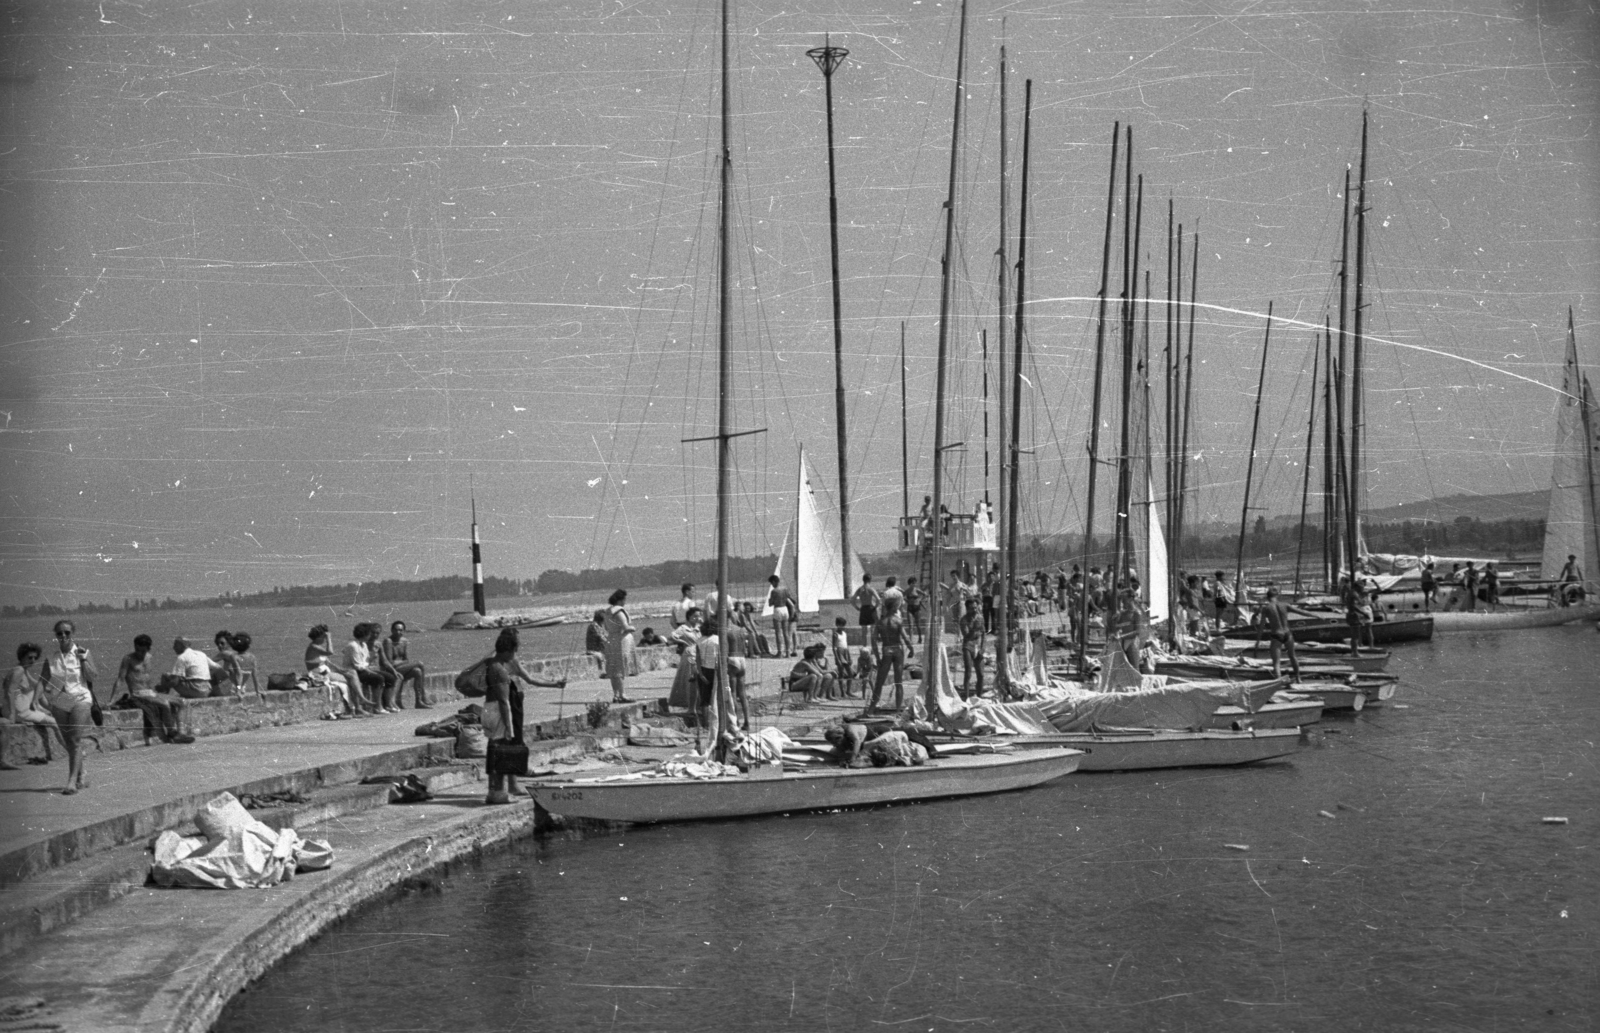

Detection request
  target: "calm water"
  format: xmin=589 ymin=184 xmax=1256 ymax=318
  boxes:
xmin=214 ymin=625 xmax=1597 ymax=1032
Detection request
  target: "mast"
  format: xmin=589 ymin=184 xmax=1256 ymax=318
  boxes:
xmin=1294 ymin=335 xmax=1321 ymax=595
xmin=995 ymin=42 xmax=1010 ymax=515
xmin=1076 ymin=121 xmax=1120 ymax=672
xmin=925 ymin=0 xmax=969 ymax=672
xmin=1174 ymin=226 xmax=1199 ymax=608
xmin=1322 ymin=320 xmax=1335 ymax=588
xmin=1110 ymin=136 xmax=1136 ymax=607
xmin=900 ymin=322 xmax=909 ymax=521
xmin=1001 ymin=77 xmax=1033 ymax=698
xmin=807 ymin=35 xmax=853 ymax=594
xmin=1335 ymin=168 xmax=1351 ymax=581
xmin=1234 ymin=303 xmax=1272 ymax=595
xmin=1349 ymin=109 xmax=1370 ymax=572
xmin=982 ymin=329 xmax=990 ymax=497
xmin=1113 ymin=168 xmax=1143 ymax=605
xmin=1164 ymin=200 xmax=1175 ymax=625
xmin=470 ymin=490 xmax=486 ymax=616
xmin=713 ymin=0 xmax=734 ymax=752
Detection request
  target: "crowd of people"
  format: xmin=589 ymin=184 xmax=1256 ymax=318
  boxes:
xmin=0 ymin=617 xmax=437 ymax=794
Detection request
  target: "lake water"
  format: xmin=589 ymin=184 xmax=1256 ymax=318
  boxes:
xmin=212 ymin=623 xmax=1599 ymax=1032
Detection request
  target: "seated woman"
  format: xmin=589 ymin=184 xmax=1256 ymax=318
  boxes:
xmin=229 ymin=632 xmax=260 ymax=698
xmin=787 ymin=644 xmax=835 ymax=703
xmin=304 ymin=624 xmax=356 ymax=719
xmin=210 ymin=630 xmax=241 ymax=697
xmin=4 ymin=642 xmax=67 ymax=764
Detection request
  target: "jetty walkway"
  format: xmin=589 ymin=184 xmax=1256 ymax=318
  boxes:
xmin=0 ymin=651 xmax=851 ymax=1033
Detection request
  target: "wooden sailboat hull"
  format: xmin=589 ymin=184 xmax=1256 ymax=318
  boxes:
xmin=962 ymin=728 xmax=1303 ymax=771
xmin=1225 ymin=614 xmax=1433 ymax=645
xmin=1154 ymin=656 xmax=1356 ymax=681
xmin=1207 ymin=699 xmax=1324 ymax=729
xmin=440 ymin=611 xmax=563 ymax=631
xmin=527 ymin=748 xmax=1083 ymax=825
xmin=1224 ymin=641 xmax=1391 ymax=672
xmin=1429 ymin=602 xmax=1600 ymax=632
xmin=1290 ymin=684 xmax=1366 ymax=711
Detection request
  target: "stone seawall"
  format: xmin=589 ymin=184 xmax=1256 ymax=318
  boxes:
xmin=0 ymin=645 xmax=683 ymax=766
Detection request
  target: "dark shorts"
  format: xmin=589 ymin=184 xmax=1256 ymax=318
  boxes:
xmin=859 ymin=605 xmax=878 ymax=626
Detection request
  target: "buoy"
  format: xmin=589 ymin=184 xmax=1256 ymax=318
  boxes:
xmin=1542 ymin=817 xmax=1569 ymax=825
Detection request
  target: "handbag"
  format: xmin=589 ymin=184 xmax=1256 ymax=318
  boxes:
xmin=486 ymin=739 xmax=529 ymax=777
xmin=90 ymin=700 xmax=104 ymax=727
xmin=455 ymin=657 xmax=491 ymax=698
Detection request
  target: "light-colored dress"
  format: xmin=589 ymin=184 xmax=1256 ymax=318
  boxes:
xmin=602 ymin=606 xmax=635 ymax=680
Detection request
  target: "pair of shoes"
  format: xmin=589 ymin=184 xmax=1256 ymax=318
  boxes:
xmin=28 ymin=757 xmax=50 ymax=765
xmin=484 ymin=790 xmax=511 ymax=805
xmin=166 ymin=734 xmax=196 ymax=744
xmin=613 ymin=697 xmax=634 ymax=704
xmin=62 ymin=786 xmax=78 ymax=796
xmin=415 ymin=702 xmax=433 ymax=709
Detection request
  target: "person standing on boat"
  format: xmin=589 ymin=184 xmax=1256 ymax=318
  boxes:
xmin=1419 ymin=562 xmax=1438 ymax=612
xmin=1462 ymin=562 xmax=1480 ymax=612
xmin=1341 ymin=576 xmax=1374 ymax=656
xmin=766 ymin=574 xmax=797 ymax=657
xmin=851 ymin=573 xmax=881 ymax=652
xmin=869 ymin=596 xmax=913 ymax=713
xmin=1557 ymin=554 xmax=1582 ymax=606
xmin=671 ymin=583 xmax=695 ymax=629
xmin=1253 ymin=587 xmax=1303 ymax=681
xmin=1211 ymin=571 xmax=1238 ymax=629
xmin=958 ymin=598 xmax=986 ymax=698
xmin=1483 ymin=562 xmax=1500 ymax=609
xmin=602 ymin=589 xmax=636 ymax=705
xmin=980 ymin=566 xmax=999 ymax=634
xmin=905 ymin=577 xmax=926 ymax=643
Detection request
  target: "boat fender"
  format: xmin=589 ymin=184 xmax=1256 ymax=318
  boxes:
xmin=1318 ymin=809 xmax=1337 ymax=819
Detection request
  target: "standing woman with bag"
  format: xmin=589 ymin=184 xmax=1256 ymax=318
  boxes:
xmin=40 ymin=620 xmax=99 ymax=794
xmin=480 ymin=628 xmax=565 ymax=805
xmin=602 ymin=589 xmax=636 ymax=705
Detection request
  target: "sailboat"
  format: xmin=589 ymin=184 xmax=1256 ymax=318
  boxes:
xmin=1421 ymin=309 xmax=1600 ymax=631
xmin=528 ymin=0 xmax=1081 ymax=827
xmin=785 ymin=448 xmax=862 ymax=616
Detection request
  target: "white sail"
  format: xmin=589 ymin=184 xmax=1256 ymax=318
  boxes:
xmin=794 ymin=449 xmax=861 ymax=612
xmin=1147 ymin=474 xmax=1170 ymax=623
xmin=1541 ymin=320 xmax=1600 ymax=589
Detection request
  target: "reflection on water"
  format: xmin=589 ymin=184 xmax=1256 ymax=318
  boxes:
xmin=217 ymin=626 xmax=1598 ymax=1032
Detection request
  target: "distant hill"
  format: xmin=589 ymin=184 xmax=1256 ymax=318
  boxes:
xmin=1356 ymin=490 xmax=1548 ymax=525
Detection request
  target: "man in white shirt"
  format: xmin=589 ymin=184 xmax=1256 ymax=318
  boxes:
xmin=337 ymin=625 xmax=383 ymax=715
xmin=165 ymin=637 xmax=216 ymax=700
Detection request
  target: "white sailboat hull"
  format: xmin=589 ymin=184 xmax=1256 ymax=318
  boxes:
xmin=1430 ymin=602 xmax=1600 ymax=632
xmin=1208 ymin=699 xmax=1324 ymax=729
xmin=528 ymin=748 xmax=1082 ymax=824
xmin=971 ymin=728 xmax=1303 ymax=771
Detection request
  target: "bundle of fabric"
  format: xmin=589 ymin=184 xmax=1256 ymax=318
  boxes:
xmin=910 ymin=645 xmax=1057 ymax=736
xmin=150 ymin=792 xmax=334 ymax=890
xmin=626 ymin=720 xmax=695 ymax=748
xmin=1034 ymin=680 xmax=1244 ymax=733
xmin=862 ymin=730 xmax=927 ymax=767
xmin=657 ymin=753 xmax=740 ymax=779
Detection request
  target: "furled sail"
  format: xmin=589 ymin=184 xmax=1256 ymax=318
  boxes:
xmin=1541 ymin=317 xmax=1600 ymax=591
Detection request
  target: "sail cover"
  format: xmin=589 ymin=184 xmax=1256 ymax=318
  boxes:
xmin=1541 ymin=322 xmax=1600 ymax=588
xmin=793 ymin=449 xmax=862 ymax=612
xmin=1147 ymin=474 xmax=1170 ymax=623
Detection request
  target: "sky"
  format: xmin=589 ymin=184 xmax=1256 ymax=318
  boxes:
xmin=0 ymin=0 xmax=1596 ymax=607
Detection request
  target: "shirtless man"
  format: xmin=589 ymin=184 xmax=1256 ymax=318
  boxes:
xmin=382 ymin=621 xmax=430 ymax=708
xmin=869 ymin=596 xmax=914 ymax=713
xmin=111 ymin=634 xmax=192 ymax=744
xmin=1253 ymin=587 xmax=1302 ymax=681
